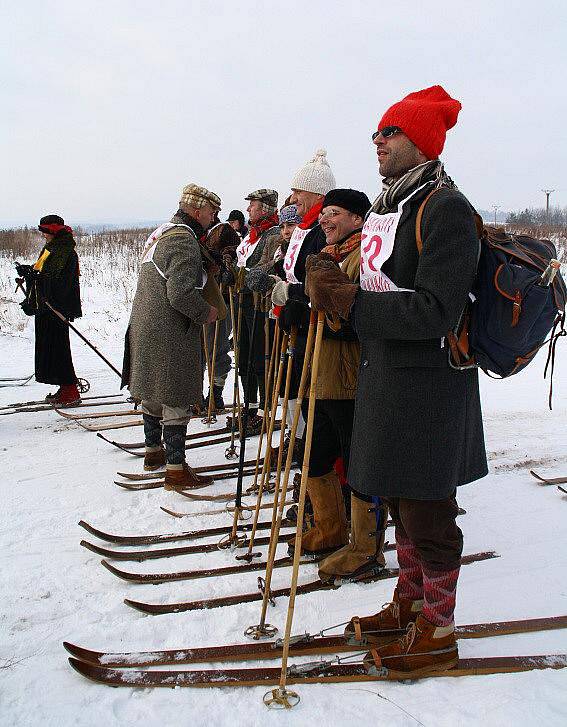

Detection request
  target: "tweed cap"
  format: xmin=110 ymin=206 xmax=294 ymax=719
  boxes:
xmin=180 ymin=183 xmax=221 ymax=211
xmin=245 ymin=189 xmax=278 ymax=208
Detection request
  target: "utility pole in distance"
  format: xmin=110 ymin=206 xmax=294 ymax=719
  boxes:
xmin=492 ymin=204 xmax=500 ymax=225
xmin=541 ymin=189 xmax=554 ymax=223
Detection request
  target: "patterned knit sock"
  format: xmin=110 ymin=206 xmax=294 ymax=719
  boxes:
xmin=421 ymin=565 xmax=460 ymax=627
xmin=396 ymin=532 xmax=423 ymax=600
xmin=163 ymin=425 xmax=187 ymax=468
xmin=143 ymin=414 xmax=162 ymax=449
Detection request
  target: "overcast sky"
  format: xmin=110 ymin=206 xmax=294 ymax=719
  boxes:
xmin=1 ymin=0 xmax=566 ymax=226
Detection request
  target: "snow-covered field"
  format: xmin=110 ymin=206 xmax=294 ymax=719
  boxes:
xmin=1 ymin=252 xmax=567 ymax=727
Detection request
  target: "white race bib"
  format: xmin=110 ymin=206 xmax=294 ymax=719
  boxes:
xmin=360 ymin=184 xmax=430 ymax=292
xmin=283 ymin=227 xmax=309 ymax=284
xmin=236 ymin=234 xmax=258 ymax=269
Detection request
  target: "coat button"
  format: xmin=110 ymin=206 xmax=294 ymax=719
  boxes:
xmin=362 ymin=359 xmax=369 ymax=367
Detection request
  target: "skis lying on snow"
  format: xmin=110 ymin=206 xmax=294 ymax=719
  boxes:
xmin=81 ymin=531 xmax=292 ymax=561
xmin=55 ymin=407 xmax=138 ymax=420
xmin=0 ymin=374 xmax=33 ymax=387
xmin=77 ymin=418 xmax=143 ymax=432
xmin=530 ymin=470 xmax=567 ymax=485
xmin=98 ymin=419 xmax=245 ymax=452
xmin=65 ymin=653 xmax=567 ymax=688
xmin=123 ymin=552 xmax=497 ymax=615
xmin=115 ymin=468 xmax=259 ymax=491
xmin=0 ymin=394 xmax=123 ymax=415
xmin=78 ymin=517 xmax=295 ymax=545
xmin=117 ymin=457 xmax=264 ymax=480
xmin=97 ymin=543 xmax=395 ymax=582
xmin=63 ymin=614 xmax=567 ymax=668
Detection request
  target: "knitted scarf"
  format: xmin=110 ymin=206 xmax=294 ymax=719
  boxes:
xmin=299 ymin=200 xmax=323 ymax=229
xmin=248 ymin=213 xmax=279 ymax=244
xmin=34 ymin=229 xmax=76 ymax=277
xmin=320 ymin=229 xmax=362 ymax=262
xmin=370 ymin=160 xmax=456 ymax=215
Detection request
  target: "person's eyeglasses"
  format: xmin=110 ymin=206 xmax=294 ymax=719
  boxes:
xmin=371 ymin=126 xmax=402 ymax=142
xmin=318 ymin=208 xmax=343 ymax=221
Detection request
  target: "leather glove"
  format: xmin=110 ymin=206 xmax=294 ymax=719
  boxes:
xmin=246 ymin=268 xmax=278 ymax=293
xmin=279 ymin=299 xmax=310 ymax=333
xmin=305 ymin=254 xmax=358 ymax=319
xmin=271 ymin=279 xmax=289 ymax=306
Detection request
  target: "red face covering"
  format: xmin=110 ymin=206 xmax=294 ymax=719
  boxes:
xmin=248 ymin=212 xmax=279 ymax=244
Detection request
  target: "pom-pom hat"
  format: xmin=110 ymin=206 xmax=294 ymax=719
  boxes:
xmin=290 ymin=149 xmax=336 ymax=196
xmin=377 ymin=85 xmax=461 ymax=160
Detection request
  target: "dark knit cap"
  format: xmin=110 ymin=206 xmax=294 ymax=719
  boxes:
xmin=38 ymin=214 xmax=64 ymax=229
xmin=322 ymin=189 xmax=371 ymax=218
xmin=227 ymin=210 xmax=245 ymax=225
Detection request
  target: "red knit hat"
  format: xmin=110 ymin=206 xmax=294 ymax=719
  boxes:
xmin=377 ymin=85 xmax=461 ymax=160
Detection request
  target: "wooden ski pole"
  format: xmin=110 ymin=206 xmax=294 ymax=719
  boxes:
xmin=246 ymin=322 xmax=280 ymax=496
xmin=220 ymin=296 xmax=261 ymax=548
xmin=263 ymin=311 xmax=324 ymax=709
xmin=236 ymin=328 xmax=289 ymax=563
xmin=203 ymin=285 xmax=223 ymax=425
xmin=244 ymin=324 xmax=299 ymax=638
xmin=225 ymin=287 xmax=243 ymax=459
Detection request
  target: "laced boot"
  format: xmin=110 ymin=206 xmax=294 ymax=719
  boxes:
xmin=285 ymin=473 xmax=312 ymax=524
xmin=270 ymin=431 xmax=304 ymax=466
xmin=344 ymin=586 xmax=424 ymax=644
xmin=164 ymin=462 xmax=214 ymax=491
xmin=54 ymin=384 xmax=81 ymax=406
xmin=318 ymin=494 xmax=387 ymax=584
xmin=289 ymin=471 xmax=348 ymax=557
xmin=45 ymin=387 xmax=63 ymax=403
xmin=144 ymin=447 xmax=165 ymax=471
xmin=363 ymin=614 xmax=458 ymax=677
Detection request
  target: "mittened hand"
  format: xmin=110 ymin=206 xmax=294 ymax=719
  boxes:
xmin=271 ymin=279 xmax=289 ymax=306
xmin=245 ymin=268 xmax=277 ymax=293
xmin=305 ymin=262 xmax=358 ymax=319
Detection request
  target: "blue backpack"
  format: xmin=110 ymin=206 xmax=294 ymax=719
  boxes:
xmin=416 ymin=190 xmax=566 ymax=404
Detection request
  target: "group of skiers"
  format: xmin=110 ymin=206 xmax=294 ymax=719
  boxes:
xmin=26 ymin=84 xmax=490 ymax=677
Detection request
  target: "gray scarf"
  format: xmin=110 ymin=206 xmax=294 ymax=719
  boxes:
xmin=370 ymin=160 xmax=457 ymax=215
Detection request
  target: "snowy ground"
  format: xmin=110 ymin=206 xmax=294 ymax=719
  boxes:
xmin=1 ymin=283 xmax=567 ymax=726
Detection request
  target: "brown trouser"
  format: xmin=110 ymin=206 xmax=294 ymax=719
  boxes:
xmin=384 ymin=493 xmax=463 ymax=572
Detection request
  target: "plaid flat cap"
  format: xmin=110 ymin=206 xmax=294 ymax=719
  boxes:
xmin=180 ymin=183 xmax=221 ymax=211
xmin=245 ymin=188 xmax=278 ymax=207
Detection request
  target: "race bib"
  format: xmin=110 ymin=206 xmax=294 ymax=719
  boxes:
xmin=236 ymin=234 xmax=257 ymax=269
xmin=283 ymin=227 xmax=309 ymax=284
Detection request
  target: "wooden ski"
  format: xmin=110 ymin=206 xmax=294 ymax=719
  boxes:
xmin=530 ymin=470 xmax=567 ymax=485
xmin=117 ymin=458 xmax=265 ymax=481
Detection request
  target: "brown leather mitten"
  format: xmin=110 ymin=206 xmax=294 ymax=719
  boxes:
xmin=305 ymin=256 xmax=358 ymax=319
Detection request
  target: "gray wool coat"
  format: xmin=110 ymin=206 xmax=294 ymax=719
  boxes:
xmin=348 ymin=186 xmax=488 ymax=501
xmin=126 ymin=215 xmax=212 ymax=408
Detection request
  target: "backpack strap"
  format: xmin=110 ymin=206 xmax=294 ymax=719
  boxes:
xmin=415 ymin=188 xmax=441 ymax=254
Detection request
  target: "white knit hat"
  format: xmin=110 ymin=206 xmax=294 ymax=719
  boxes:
xmin=290 ymin=148 xmax=336 ymax=195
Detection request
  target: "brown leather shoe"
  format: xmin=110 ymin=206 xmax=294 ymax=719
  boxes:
xmin=363 ymin=614 xmax=458 ymax=677
xmin=344 ymin=586 xmax=423 ymax=644
xmin=144 ymin=447 xmax=165 ymax=471
xmin=164 ymin=463 xmax=214 ymax=491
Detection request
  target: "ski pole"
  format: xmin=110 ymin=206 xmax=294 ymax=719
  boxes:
xmin=245 ymin=321 xmax=309 ymax=640
xmin=221 ymin=295 xmax=261 ymax=547
xmin=246 ymin=321 xmax=280 ymax=496
xmin=225 ymin=287 xmax=243 ymax=459
xmin=204 ymin=292 xmax=222 ymax=424
xmin=43 ymin=301 xmax=122 ymax=379
xmin=237 ymin=326 xmax=288 ymax=563
xmin=263 ymin=311 xmax=324 ymax=709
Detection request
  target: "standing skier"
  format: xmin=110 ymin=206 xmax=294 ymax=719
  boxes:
xmin=19 ymin=215 xmax=82 ymax=405
xmin=306 ymin=86 xmax=488 ymax=675
xmin=123 ymin=184 xmax=222 ymax=489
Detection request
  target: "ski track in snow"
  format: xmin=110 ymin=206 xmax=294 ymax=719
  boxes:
xmin=1 ymin=308 xmax=567 ymax=726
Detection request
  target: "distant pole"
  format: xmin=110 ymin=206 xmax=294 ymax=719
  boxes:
xmin=541 ymin=189 xmax=555 ymax=223
xmin=492 ymin=204 xmax=500 ymax=225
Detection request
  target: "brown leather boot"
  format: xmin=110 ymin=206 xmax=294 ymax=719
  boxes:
xmin=144 ymin=447 xmax=165 ymax=471
xmin=318 ymin=494 xmax=387 ymax=583
xmin=164 ymin=463 xmax=214 ymax=491
xmin=294 ymin=471 xmax=348 ymax=557
xmin=363 ymin=613 xmax=458 ymax=677
xmin=344 ymin=586 xmax=423 ymax=644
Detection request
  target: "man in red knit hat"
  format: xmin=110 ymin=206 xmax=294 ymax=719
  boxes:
xmin=306 ymin=86 xmax=487 ymax=676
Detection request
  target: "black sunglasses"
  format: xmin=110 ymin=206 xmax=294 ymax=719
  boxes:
xmin=371 ymin=126 xmax=402 ymax=142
